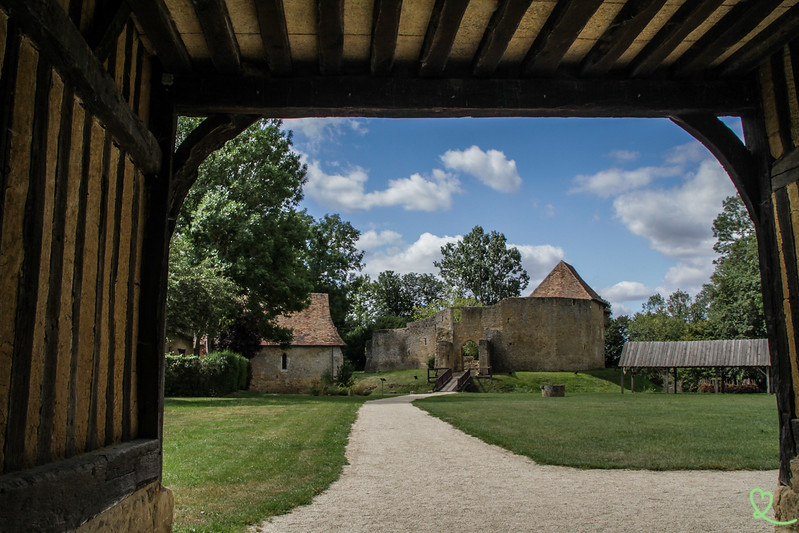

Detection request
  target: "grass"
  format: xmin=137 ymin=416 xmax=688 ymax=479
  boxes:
xmin=415 ymin=392 xmax=778 ymax=470
xmin=473 ymin=368 xmax=657 ymax=393
xmin=351 ymin=369 xmax=434 ymax=395
xmin=163 ymin=392 xmax=367 ymax=533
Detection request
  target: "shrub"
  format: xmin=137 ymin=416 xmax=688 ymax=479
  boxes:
xmin=336 ymin=361 xmax=355 ymax=386
xmin=698 ymin=381 xmax=762 ymax=393
xmin=165 ymin=351 xmax=249 ymax=396
xmin=427 ymin=356 xmax=436 ymax=370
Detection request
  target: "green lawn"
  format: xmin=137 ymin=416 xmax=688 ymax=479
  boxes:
xmin=163 ymin=393 xmax=367 ymax=533
xmin=474 ymin=368 xmax=657 ymax=393
xmin=415 ymin=392 xmax=778 ymax=470
xmin=351 ymin=369 xmax=434 ymax=395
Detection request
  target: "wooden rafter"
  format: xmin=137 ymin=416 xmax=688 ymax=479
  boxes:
xmin=317 ymin=0 xmax=344 ymax=75
xmin=472 ymin=0 xmax=533 ymax=77
xmin=87 ymin=1 xmax=131 ymax=62
xmin=189 ymin=0 xmax=241 ymax=74
xmin=670 ymin=114 xmax=760 ymax=224
xmin=522 ymin=0 xmax=604 ymax=76
xmin=0 ymin=0 xmax=161 ymax=174
xmin=170 ymin=114 xmax=261 ymax=224
xmin=418 ymin=0 xmax=469 ymax=77
xmin=675 ymin=0 xmax=784 ymax=75
xmin=718 ymin=4 xmax=799 ymax=77
xmin=124 ymin=0 xmax=191 ymax=73
xmin=370 ymin=0 xmax=403 ymax=75
xmin=630 ymin=0 xmax=725 ymax=78
xmin=172 ymin=75 xmax=757 ymax=118
xmin=253 ymin=0 xmax=292 ymax=75
xmin=580 ymin=0 xmax=669 ymax=77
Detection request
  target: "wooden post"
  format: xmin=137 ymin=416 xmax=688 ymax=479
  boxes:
xmin=673 ymin=367 xmax=678 ymax=394
xmin=715 ymin=367 xmax=720 ymax=393
xmin=631 ymin=370 xmax=635 ymax=393
xmin=620 ymin=367 xmax=624 ymax=394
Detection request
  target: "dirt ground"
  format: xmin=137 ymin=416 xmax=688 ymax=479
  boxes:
xmin=251 ymin=394 xmax=777 ymax=532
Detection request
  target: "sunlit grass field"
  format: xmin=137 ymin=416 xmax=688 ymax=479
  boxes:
xmin=163 ymin=393 xmax=366 ymax=533
xmin=415 ymin=392 xmax=778 ymax=470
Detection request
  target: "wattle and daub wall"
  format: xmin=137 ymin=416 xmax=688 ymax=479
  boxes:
xmin=365 ymin=297 xmax=606 ymax=373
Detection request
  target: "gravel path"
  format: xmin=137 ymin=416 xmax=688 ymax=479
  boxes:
xmin=251 ymin=393 xmax=778 ymax=532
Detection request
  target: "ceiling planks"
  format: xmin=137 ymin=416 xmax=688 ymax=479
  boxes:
xmin=472 ymin=0 xmax=533 ymax=77
xmin=253 ymin=0 xmax=292 ymax=74
xmin=189 ymin=0 xmax=242 ymax=74
xmin=317 ymin=0 xmax=344 ymax=74
xmin=125 ymin=0 xmax=192 ymax=73
xmin=522 ymin=0 xmax=605 ymax=76
xmin=580 ymin=0 xmax=669 ymax=77
xmin=418 ymin=0 xmax=470 ymax=77
xmin=630 ymin=0 xmax=726 ymax=78
xmin=370 ymin=0 xmax=403 ymax=75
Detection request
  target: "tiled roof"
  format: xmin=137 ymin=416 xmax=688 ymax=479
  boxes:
xmin=530 ymin=261 xmax=604 ymax=302
xmin=262 ymin=293 xmax=345 ymax=347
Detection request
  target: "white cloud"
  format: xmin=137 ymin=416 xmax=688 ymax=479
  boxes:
xmin=570 ymin=165 xmax=680 ymax=198
xmin=282 ymin=118 xmax=367 ymax=152
xmin=664 ymin=142 xmax=710 ymax=166
xmin=613 ymin=159 xmax=735 ymax=258
xmin=440 ymin=145 xmax=522 ymax=193
xmin=661 ymin=258 xmax=715 ymax=294
xmin=511 ymin=244 xmax=564 ymax=286
xmin=357 ymin=230 xmax=403 ymax=251
xmin=304 ymin=158 xmax=461 ymax=212
xmin=607 ymin=149 xmax=640 ymax=162
xmin=363 ymin=232 xmax=460 ymax=276
xmin=600 ymin=281 xmax=653 ymax=303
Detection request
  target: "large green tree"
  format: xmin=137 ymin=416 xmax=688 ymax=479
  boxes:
xmin=435 ymin=225 xmax=529 ymax=305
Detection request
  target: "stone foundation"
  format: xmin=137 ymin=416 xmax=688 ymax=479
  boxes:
xmin=76 ymin=481 xmax=173 ymax=532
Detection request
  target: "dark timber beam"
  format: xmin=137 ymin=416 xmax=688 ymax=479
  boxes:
xmin=125 ymin=0 xmax=192 ymax=73
xmin=472 ymin=0 xmax=533 ymax=77
xmin=523 ymin=0 xmax=604 ymax=76
xmin=317 ymin=0 xmax=345 ymax=75
xmin=674 ymin=0 xmax=784 ymax=76
xmin=370 ymin=0 xmax=403 ymax=75
xmin=670 ymin=114 xmax=760 ymax=225
xmin=718 ymin=4 xmax=799 ymax=78
xmin=581 ymin=0 xmax=669 ymax=77
xmin=87 ymin=0 xmax=131 ymax=63
xmin=170 ymin=114 xmax=261 ymax=227
xmin=418 ymin=0 xmax=469 ymax=77
xmin=254 ymin=0 xmax=292 ymax=75
xmin=172 ymin=75 xmax=757 ymax=118
xmin=0 ymin=0 xmax=161 ymax=174
xmin=190 ymin=0 xmax=242 ymax=74
xmin=630 ymin=0 xmax=725 ymax=78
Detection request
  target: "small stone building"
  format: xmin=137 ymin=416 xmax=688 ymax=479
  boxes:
xmin=365 ymin=261 xmax=608 ymax=373
xmin=250 ymin=293 xmax=345 ymax=393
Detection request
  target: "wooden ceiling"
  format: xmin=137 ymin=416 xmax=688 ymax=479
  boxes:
xmin=128 ymin=0 xmax=799 ymax=117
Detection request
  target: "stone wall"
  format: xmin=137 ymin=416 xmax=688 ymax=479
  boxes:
xmin=76 ymin=482 xmax=173 ymax=533
xmin=366 ymin=297 xmax=606 ymax=373
xmin=250 ymin=346 xmax=343 ymax=393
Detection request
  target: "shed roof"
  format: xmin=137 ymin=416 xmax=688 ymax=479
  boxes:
xmin=530 ymin=261 xmax=604 ymax=302
xmin=261 ymin=293 xmax=345 ymax=347
xmin=620 ymin=339 xmax=770 ymax=368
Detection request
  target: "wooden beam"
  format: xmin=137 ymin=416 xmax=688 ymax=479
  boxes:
xmin=124 ymin=0 xmax=191 ymax=74
xmin=0 ymin=0 xmax=161 ymax=174
xmin=253 ymin=0 xmax=292 ymax=75
xmin=370 ymin=0 xmax=403 ymax=75
xmin=170 ymin=114 xmax=261 ymax=225
xmin=87 ymin=1 xmax=131 ymax=63
xmin=317 ymin=0 xmax=344 ymax=75
xmin=173 ymin=75 xmax=758 ymax=119
xmin=472 ymin=0 xmax=533 ymax=77
xmin=190 ymin=0 xmax=241 ymax=74
xmin=719 ymin=4 xmax=799 ymax=78
xmin=670 ymin=114 xmax=760 ymax=225
xmin=418 ymin=0 xmax=469 ymax=77
xmin=0 ymin=439 xmax=161 ymax=531
xmin=630 ymin=0 xmax=725 ymax=78
xmin=523 ymin=0 xmax=604 ymax=76
xmin=580 ymin=0 xmax=669 ymax=77
xmin=674 ymin=0 xmax=784 ymax=75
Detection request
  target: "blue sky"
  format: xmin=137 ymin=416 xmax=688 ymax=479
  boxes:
xmin=280 ymin=117 xmax=743 ymax=317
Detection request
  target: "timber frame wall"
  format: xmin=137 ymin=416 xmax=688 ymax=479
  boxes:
xmin=0 ymin=1 xmax=169 ymax=529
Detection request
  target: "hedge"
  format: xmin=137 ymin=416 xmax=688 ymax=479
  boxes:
xmin=165 ymin=351 xmax=249 ymax=396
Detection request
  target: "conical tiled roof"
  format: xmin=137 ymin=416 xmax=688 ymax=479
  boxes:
xmin=530 ymin=261 xmax=604 ymax=302
xmin=261 ymin=293 xmax=345 ymax=346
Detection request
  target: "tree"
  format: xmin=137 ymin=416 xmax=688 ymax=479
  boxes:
xmin=435 ymin=225 xmax=529 ymax=305
xmin=604 ymin=313 xmax=629 ymax=367
xmin=172 ymin=118 xmax=312 ymax=345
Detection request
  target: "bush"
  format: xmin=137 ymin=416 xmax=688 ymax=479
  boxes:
xmin=336 ymin=361 xmax=355 ymax=386
xmin=165 ymin=351 xmax=249 ymax=396
xmin=698 ymin=381 xmax=762 ymax=393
